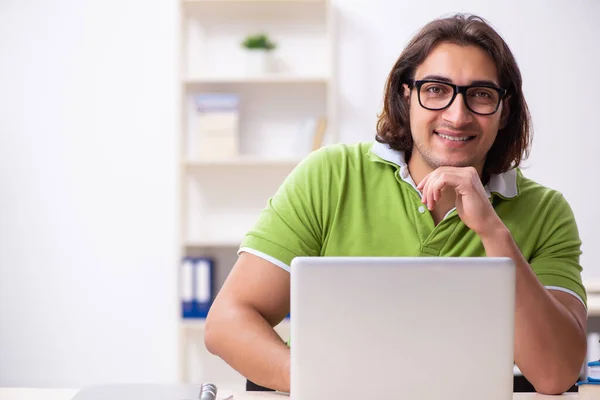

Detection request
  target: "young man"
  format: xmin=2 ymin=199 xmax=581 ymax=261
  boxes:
xmin=204 ymin=14 xmax=587 ymax=395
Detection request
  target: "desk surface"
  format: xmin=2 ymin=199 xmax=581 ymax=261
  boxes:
xmin=0 ymin=388 xmax=580 ymax=400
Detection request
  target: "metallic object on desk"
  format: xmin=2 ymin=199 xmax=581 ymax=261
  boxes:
xmin=199 ymin=383 xmax=217 ymax=400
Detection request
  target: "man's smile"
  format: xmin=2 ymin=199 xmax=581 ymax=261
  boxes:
xmin=434 ymin=129 xmax=476 ymax=145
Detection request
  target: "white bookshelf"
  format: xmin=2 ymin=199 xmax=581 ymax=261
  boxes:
xmin=177 ymin=0 xmax=336 ymax=385
xmin=184 ymin=157 xmax=302 ymax=168
xmin=185 ymin=76 xmax=329 ymax=84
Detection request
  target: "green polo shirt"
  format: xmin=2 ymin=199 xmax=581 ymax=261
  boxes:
xmin=239 ymin=141 xmax=586 ymax=307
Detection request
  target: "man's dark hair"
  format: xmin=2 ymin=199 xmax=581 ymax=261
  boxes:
xmin=375 ymin=13 xmax=532 ymax=175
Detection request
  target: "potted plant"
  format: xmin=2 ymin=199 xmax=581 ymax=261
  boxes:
xmin=241 ymin=33 xmax=276 ymax=75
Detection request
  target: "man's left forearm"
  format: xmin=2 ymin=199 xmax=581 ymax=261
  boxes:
xmin=478 ymin=221 xmax=587 ymax=394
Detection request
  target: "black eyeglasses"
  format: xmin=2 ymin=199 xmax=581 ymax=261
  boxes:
xmin=409 ymin=79 xmax=507 ymax=116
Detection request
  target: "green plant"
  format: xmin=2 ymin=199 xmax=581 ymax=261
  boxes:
xmin=241 ymin=33 xmax=276 ymax=51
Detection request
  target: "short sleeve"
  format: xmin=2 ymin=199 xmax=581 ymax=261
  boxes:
xmin=529 ymin=192 xmax=586 ymax=307
xmin=238 ymin=147 xmax=332 ymax=270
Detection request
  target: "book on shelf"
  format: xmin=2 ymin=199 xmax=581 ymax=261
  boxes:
xmin=191 ymin=93 xmax=240 ymax=161
xmin=311 ymin=116 xmax=327 ymax=150
xmin=295 ymin=116 xmax=327 ymax=156
xmin=180 ymin=256 xmax=215 ymax=319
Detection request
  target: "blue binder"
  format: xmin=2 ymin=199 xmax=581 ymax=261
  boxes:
xmin=181 ymin=257 xmax=215 ymax=319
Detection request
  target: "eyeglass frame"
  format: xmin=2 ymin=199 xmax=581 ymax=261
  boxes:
xmin=407 ymin=79 xmax=508 ymax=116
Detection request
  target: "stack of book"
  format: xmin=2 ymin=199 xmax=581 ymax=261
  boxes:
xmin=193 ymin=93 xmax=240 ymax=161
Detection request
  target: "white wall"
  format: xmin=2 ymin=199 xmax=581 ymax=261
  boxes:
xmin=0 ymin=0 xmax=179 ymax=387
xmin=1 ymin=0 xmax=599 ymax=389
xmin=335 ymin=0 xmax=600 ymax=281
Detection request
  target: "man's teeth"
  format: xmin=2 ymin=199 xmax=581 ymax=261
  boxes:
xmin=436 ymin=132 xmax=471 ymax=141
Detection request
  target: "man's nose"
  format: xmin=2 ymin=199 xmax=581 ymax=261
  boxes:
xmin=442 ymin=93 xmax=474 ymax=127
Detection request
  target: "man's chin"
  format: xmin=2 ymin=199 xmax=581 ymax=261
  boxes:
xmin=429 ymin=158 xmax=475 ymax=169
xmin=412 ymin=146 xmax=484 ymax=172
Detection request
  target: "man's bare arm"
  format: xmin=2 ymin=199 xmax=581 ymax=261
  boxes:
xmin=480 ymin=225 xmax=587 ymax=395
xmin=204 ymin=252 xmax=291 ymax=392
xmin=416 ymin=167 xmax=587 ymax=394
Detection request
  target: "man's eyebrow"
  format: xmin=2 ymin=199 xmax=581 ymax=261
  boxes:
xmin=419 ymin=75 xmax=500 ymax=87
xmin=470 ymin=79 xmax=500 ymax=87
xmin=420 ymin=75 xmax=453 ymax=83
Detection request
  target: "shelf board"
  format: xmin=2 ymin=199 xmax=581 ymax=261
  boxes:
xmin=180 ymin=317 xmax=290 ymax=329
xmin=184 ymin=157 xmax=302 ymax=168
xmin=585 ymin=280 xmax=600 ymax=293
xmin=184 ymin=75 xmax=329 ymax=85
xmin=181 ymin=319 xmax=207 ymax=328
xmin=185 ymin=240 xmax=241 ymax=248
xmin=588 ymin=293 xmax=600 ymax=316
xmin=183 ymin=0 xmax=324 ymax=3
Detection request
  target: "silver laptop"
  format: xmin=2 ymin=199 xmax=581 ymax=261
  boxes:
xmin=290 ymin=256 xmax=516 ymax=400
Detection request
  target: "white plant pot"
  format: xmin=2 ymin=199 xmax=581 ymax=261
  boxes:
xmin=245 ymin=50 xmax=272 ymax=75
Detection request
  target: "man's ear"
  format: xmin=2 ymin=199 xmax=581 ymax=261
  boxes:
xmin=499 ymin=97 xmax=510 ymax=129
xmin=402 ymin=83 xmax=411 ymax=100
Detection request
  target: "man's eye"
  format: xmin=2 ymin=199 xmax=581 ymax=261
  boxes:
xmin=426 ymin=86 xmax=446 ymax=94
xmin=472 ymin=90 xmax=492 ymax=98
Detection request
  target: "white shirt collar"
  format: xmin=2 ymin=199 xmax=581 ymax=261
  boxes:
xmin=370 ymin=141 xmax=518 ymax=199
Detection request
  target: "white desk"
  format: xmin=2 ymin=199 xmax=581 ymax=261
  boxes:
xmin=0 ymin=388 xmax=580 ymax=400
xmin=0 ymin=389 xmax=80 ymax=400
